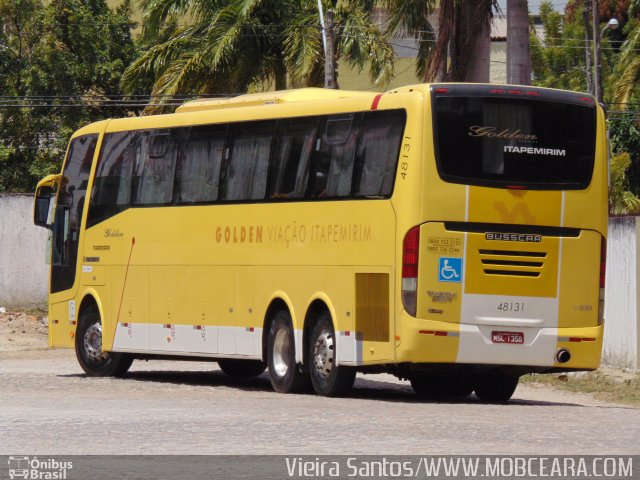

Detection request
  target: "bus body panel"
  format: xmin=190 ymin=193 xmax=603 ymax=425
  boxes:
xmin=83 ymin=199 xmax=397 ymax=365
xmin=407 ymin=84 xmax=608 ymax=371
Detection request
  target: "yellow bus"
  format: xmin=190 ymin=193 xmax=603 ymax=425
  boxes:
xmin=33 ymin=83 xmax=608 ymax=401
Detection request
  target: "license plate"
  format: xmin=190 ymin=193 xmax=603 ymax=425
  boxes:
xmin=491 ymin=331 xmax=524 ymax=344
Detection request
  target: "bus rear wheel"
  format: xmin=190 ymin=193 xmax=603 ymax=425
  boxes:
xmin=309 ymin=313 xmax=355 ymax=396
xmin=75 ymin=305 xmax=133 ymax=377
xmin=473 ymin=373 xmax=519 ymax=402
xmin=218 ymin=359 xmax=266 ymax=378
xmin=410 ymin=375 xmax=473 ymax=399
xmin=267 ymin=310 xmax=308 ymax=393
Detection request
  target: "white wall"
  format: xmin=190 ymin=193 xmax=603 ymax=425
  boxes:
xmin=0 ymin=194 xmax=49 ymax=308
xmin=603 ymin=217 xmax=639 ymax=368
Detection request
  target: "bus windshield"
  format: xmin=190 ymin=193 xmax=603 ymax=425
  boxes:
xmin=433 ymin=89 xmax=596 ymax=190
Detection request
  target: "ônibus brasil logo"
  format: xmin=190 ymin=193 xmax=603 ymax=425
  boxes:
xmin=8 ymin=457 xmax=73 ymax=479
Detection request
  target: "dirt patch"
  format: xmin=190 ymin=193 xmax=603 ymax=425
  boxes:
xmin=521 ymin=369 xmax=640 ymax=407
xmin=0 ymin=310 xmax=49 ymax=351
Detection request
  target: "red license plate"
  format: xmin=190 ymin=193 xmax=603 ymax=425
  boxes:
xmin=491 ymin=331 xmax=524 ymax=344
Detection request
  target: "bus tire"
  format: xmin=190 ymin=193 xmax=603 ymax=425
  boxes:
xmin=410 ymin=375 xmax=473 ymax=399
xmin=218 ymin=359 xmax=266 ymax=378
xmin=75 ymin=305 xmax=133 ymax=377
xmin=267 ymin=310 xmax=307 ymax=393
xmin=309 ymin=312 xmax=355 ymax=397
xmin=473 ymin=373 xmax=519 ymax=402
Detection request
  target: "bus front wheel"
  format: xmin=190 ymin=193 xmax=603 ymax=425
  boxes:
xmin=308 ymin=313 xmax=355 ymax=396
xmin=267 ymin=310 xmax=308 ymax=393
xmin=75 ymin=305 xmax=133 ymax=377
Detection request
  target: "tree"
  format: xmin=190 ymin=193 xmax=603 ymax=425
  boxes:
xmin=121 ymin=0 xmax=395 ymax=109
xmin=612 ymin=1 xmax=640 ymax=107
xmin=609 ymin=152 xmax=640 ymax=214
xmin=507 ymin=0 xmax=531 ymax=84
xmin=0 ymin=0 xmax=137 ymax=192
xmin=384 ymin=0 xmax=498 ymax=82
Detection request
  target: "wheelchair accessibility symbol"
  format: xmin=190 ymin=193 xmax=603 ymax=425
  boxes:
xmin=438 ymin=257 xmax=463 ymax=283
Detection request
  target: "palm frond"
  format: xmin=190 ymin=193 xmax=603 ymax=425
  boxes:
xmin=613 ymin=57 xmax=640 ymax=108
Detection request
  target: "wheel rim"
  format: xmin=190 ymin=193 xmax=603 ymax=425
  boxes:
xmin=312 ymin=328 xmax=334 ymax=381
xmin=273 ymin=326 xmax=291 ymax=377
xmin=83 ymin=322 xmax=105 ymax=362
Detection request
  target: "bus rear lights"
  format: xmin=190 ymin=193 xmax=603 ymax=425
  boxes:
xmin=558 ymin=336 xmax=596 ymax=343
xmin=580 ymin=97 xmax=594 ymax=103
xmin=435 ymin=88 xmax=449 ymax=93
xmin=419 ymin=330 xmax=449 ymax=336
xmin=599 ymin=236 xmax=606 ymax=325
xmin=402 ymin=226 xmax=420 ymax=317
xmin=600 ymin=238 xmax=607 ymax=283
xmin=489 ymin=89 xmax=542 ymax=97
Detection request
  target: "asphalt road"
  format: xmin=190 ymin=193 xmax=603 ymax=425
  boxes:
xmin=1 ymin=349 xmax=638 ymax=455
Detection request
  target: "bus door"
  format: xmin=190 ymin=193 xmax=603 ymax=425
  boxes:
xmin=47 ymin=134 xmax=99 ymax=346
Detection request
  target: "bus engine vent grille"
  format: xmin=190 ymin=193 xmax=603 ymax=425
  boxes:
xmin=355 ymin=273 xmax=390 ymax=342
xmin=478 ymin=249 xmax=546 ymax=278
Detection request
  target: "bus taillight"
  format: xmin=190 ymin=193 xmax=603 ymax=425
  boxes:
xmin=402 ymin=226 xmax=420 ymax=317
xmin=599 ymin=236 xmax=607 ymax=325
xmin=600 ymin=236 xmax=607 ymax=289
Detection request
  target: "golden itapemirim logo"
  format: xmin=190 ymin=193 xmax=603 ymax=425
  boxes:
xmin=468 ymin=126 xmax=537 ymax=142
xmin=214 ymin=223 xmax=372 ymax=246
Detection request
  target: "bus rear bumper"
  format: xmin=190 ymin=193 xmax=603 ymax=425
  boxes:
xmin=398 ymin=313 xmax=603 ymax=371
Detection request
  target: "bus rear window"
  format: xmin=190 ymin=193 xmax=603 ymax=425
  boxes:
xmin=433 ymin=94 xmax=596 ymax=189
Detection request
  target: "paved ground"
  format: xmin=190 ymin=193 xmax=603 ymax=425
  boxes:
xmin=1 ymin=348 xmax=639 ymax=455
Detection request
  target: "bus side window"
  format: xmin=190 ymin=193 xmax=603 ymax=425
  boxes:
xmin=221 ymin=121 xmax=274 ymax=201
xmin=177 ymin=125 xmax=226 ymax=204
xmin=88 ymin=131 xmax=138 ymax=226
xmin=354 ymin=110 xmax=406 ymax=197
xmin=306 ymin=114 xmax=361 ymax=198
xmin=269 ymin=119 xmax=318 ymax=199
xmin=133 ymin=130 xmax=178 ymax=205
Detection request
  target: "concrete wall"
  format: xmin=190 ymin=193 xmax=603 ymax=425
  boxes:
xmin=603 ymin=217 xmax=640 ymax=368
xmin=0 ymin=194 xmax=49 ymax=308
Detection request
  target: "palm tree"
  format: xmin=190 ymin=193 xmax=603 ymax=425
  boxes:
xmin=385 ymin=0 xmax=498 ymax=83
xmin=612 ymin=0 xmax=640 ymax=108
xmin=507 ymin=0 xmax=531 ymax=85
xmin=121 ymin=0 xmax=394 ymax=108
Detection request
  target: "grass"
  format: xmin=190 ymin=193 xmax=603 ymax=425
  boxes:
xmin=521 ymin=370 xmax=640 ymax=408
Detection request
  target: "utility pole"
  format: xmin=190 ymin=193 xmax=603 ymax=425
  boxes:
xmin=324 ymin=10 xmax=337 ymax=89
xmin=583 ymin=0 xmax=593 ymax=94
xmin=592 ymin=0 xmax=602 ymax=103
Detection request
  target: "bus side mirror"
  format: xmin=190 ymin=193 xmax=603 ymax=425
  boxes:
xmin=34 ymin=186 xmax=54 ymax=228
xmin=33 ymin=174 xmax=61 ymax=228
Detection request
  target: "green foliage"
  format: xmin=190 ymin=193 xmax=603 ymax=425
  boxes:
xmin=612 ymin=17 xmax=640 ymax=107
xmin=609 ymin=115 xmax=640 ymax=193
xmin=0 ymin=0 xmax=136 ymax=192
xmin=609 ymin=152 xmax=640 ymax=214
xmin=532 ymin=1 xmax=640 ymax=212
xmin=122 ymin=0 xmax=395 ymax=110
